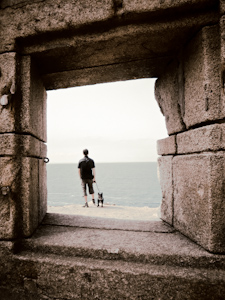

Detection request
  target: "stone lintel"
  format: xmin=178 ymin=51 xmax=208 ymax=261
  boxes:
xmin=0 ymin=134 xmax=46 ymax=158
xmin=177 ymin=123 xmax=225 ymax=154
xmin=157 ymin=135 xmax=176 ymax=156
xmin=43 ymin=58 xmax=169 ymax=90
xmin=0 ymin=0 xmax=113 ymax=51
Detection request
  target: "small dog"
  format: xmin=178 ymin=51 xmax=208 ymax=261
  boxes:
xmin=97 ymin=193 xmax=104 ymax=207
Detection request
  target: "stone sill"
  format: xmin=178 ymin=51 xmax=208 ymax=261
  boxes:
xmin=18 ymin=213 xmax=225 ymax=270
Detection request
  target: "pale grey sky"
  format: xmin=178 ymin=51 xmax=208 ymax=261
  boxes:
xmin=47 ymin=78 xmax=168 ymax=163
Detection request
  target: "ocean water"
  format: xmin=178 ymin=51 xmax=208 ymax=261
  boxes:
xmin=47 ymin=162 xmax=162 ymax=208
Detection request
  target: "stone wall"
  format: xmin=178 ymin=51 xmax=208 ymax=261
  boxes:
xmin=0 ymin=0 xmax=220 ymax=244
xmin=1 ymin=0 xmax=225 ymax=298
xmin=0 ymin=1 xmax=225 ymax=298
xmin=0 ymin=0 xmax=223 ymax=251
xmin=0 ymin=53 xmax=47 ymax=239
xmin=156 ymin=24 xmax=225 ymax=253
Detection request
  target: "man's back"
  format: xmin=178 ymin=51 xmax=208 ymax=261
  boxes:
xmin=78 ymin=156 xmax=95 ymax=179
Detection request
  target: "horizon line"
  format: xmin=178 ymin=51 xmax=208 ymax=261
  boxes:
xmin=47 ymin=161 xmax=158 ymax=164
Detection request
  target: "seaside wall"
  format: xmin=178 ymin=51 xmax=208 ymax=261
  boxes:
xmin=0 ymin=0 xmax=225 ymax=298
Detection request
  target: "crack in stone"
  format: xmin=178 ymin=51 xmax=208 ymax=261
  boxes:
xmin=112 ymin=0 xmax=123 ymax=15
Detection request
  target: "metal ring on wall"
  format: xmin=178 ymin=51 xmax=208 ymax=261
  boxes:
xmin=44 ymin=157 xmax=50 ymax=163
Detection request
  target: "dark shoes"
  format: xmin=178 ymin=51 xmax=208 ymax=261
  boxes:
xmin=83 ymin=200 xmax=95 ymax=207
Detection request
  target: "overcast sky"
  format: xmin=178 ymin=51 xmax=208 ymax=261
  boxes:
xmin=47 ymin=78 xmax=168 ymax=163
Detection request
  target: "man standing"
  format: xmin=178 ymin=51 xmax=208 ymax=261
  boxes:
xmin=78 ymin=149 xmax=96 ymax=207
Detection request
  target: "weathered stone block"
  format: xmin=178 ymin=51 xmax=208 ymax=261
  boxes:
xmin=20 ymin=56 xmax=47 ymax=142
xmin=0 ymin=0 xmax=113 ymax=52
xmin=21 ymin=157 xmax=39 ymax=237
xmin=0 ymin=134 xmax=46 ymax=158
xmin=177 ymin=123 xmax=225 ymax=154
xmin=183 ymin=25 xmax=222 ymax=128
xmin=0 ymin=52 xmax=17 ymax=133
xmin=38 ymin=159 xmax=47 ymax=223
xmin=0 ymin=52 xmax=16 ymax=96
xmin=221 ymin=0 xmax=225 ymax=14
xmin=0 ymin=53 xmax=47 ymax=142
xmin=157 ymin=135 xmax=176 ymax=156
xmin=173 ymin=153 xmax=225 ymax=253
xmin=122 ymin=0 xmax=213 ymax=14
xmin=155 ymin=60 xmax=185 ymax=135
xmin=158 ymin=156 xmax=173 ymax=225
xmin=0 ymin=157 xmax=47 ymax=239
xmin=0 ymin=157 xmax=21 ymax=239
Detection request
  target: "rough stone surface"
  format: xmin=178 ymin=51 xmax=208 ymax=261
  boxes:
xmin=157 ymin=135 xmax=176 ymax=155
xmin=20 ymin=223 xmax=225 ymax=269
xmin=21 ymin=157 xmax=39 ymax=237
xmin=158 ymin=156 xmax=173 ymax=225
xmin=0 ymin=0 xmax=218 ymax=91
xmin=173 ymin=153 xmax=225 ymax=253
xmin=0 ymin=52 xmax=18 ymax=133
xmin=0 ymin=134 xmax=46 ymax=158
xmin=1 ymin=225 xmax=225 ymax=299
xmin=220 ymin=14 xmax=225 ymax=113
xmin=0 ymin=0 xmax=225 ymax=297
xmin=38 ymin=159 xmax=47 ymax=224
xmin=20 ymin=56 xmax=47 ymax=142
xmin=183 ymin=25 xmax=222 ymax=128
xmin=177 ymin=123 xmax=225 ymax=154
xmin=1 ymin=251 xmax=224 ymax=300
xmin=0 ymin=157 xmax=19 ymax=239
xmin=122 ymin=0 xmax=215 ymax=14
xmin=0 ymin=0 xmax=113 ymax=52
xmin=221 ymin=0 xmax=225 ymax=14
xmin=0 ymin=157 xmax=47 ymax=239
xmin=43 ymin=213 xmax=173 ymax=233
xmin=155 ymin=59 xmax=186 ymax=135
xmin=42 ymin=58 xmax=168 ymax=90
xmin=0 ymin=53 xmax=47 ymax=141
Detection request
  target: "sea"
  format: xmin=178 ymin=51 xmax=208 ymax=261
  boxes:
xmin=47 ymin=162 xmax=162 ymax=208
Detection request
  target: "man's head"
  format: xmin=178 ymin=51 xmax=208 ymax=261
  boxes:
xmin=83 ymin=149 xmax=88 ymax=156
